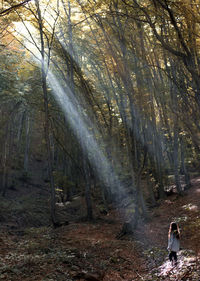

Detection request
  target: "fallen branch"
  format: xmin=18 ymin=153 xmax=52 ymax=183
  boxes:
xmin=133 ymin=268 xmax=145 ymax=280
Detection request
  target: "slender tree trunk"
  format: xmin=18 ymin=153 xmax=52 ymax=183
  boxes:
xmin=135 ymin=148 xmax=148 ymax=218
xmin=17 ymin=110 xmax=25 ymax=144
xmin=24 ymin=112 xmax=30 ymax=172
xmin=35 ymin=0 xmax=56 ymax=225
xmin=173 ymin=121 xmax=182 ymax=193
xmin=61 ymin=0 xmax=75 ymax=90
xmin=68 ymin=0 xmax=74 ymax=92
xmin=137 ymin=174 xmax=148 ymax=218
xmin=83 ymin=158 xmax=93 ymax=220
xmin=180 ymin=136 xmax=191 ymax=189
xmin=2 ymin=123 xmax=9 ymax=197
xmin=170 ymin=61 xmax=182 ymax=194
xmin=146 ymin=171 xmax=157 ymax=207
xmin=156 ymin=154 xmax=166 ymax=198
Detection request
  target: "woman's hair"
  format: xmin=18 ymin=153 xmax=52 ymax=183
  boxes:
xmin=168 ymin=222 xmax=180 ymax=239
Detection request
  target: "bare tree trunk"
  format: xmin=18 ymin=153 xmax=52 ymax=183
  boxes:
xmin=35 ymin=0 xmax=56 ymax=225
xmin=2 ymin=123 xmax=9 ymax=197
xmin=180 ymin=136 xmax=191 ymax=189
xmin=173 ymin=122 xmax=182 ymax=194
xmin=135 ymin=148 xmax=148 ymax=218
xmin=146 ymin=171 xmax=157 ymax=207
xmin=170 ymin=61 xmax=182 ymax=194
xmin=24 ymin=112 xmax=30 ymax=172
xmin=173 ymin=126 xmax=182 ymax=194
xmin=17 ymin=110 xmax=25 ymax=147
xmin=156 ymin=153 xmax=166 ymax=199
xmin=61 ymin=0 xmax=75 ymax=90
xmin=83 ymin=158 xmax=93 ymax=220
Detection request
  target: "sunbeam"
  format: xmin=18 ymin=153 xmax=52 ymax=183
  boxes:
xmin=47 ymin=69 xmax=126 ymax=201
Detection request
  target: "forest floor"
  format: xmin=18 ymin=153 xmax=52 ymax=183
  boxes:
xmin=0 ymin=176 xmax=200 ymax=280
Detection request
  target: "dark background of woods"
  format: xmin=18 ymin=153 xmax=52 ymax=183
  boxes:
xmin=0 ymin=0 xmax=199 ymax=231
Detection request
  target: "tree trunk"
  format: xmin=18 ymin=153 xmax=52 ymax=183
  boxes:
xmin=24 ymin=112 xmax=30 ymax=172
xmin=35 ymin=0 xmax=56 ymax=225
xmin=180 ymin=136 xmax=191 ymax=189
xmin=17 ymin=110 xmax=25 ymax=145
xmin=1 ymin=122 xmax=9 ymax=196
xmin=173 ymin=122 xmax=182 ymax=194
xmin=146 ymin=170 xmax=157 ymax=207
xmin=84 ymin=159 xmax=93 ymax=220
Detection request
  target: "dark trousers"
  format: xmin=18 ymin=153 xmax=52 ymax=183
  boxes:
xmin=169 ymin=251 xmax=177 ymax=262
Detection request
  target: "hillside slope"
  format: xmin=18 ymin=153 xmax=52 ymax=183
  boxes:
xmin=0 ymin=177 xmax=200 ymax=280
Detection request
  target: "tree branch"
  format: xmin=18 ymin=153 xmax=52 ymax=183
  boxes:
xmin=0 ymin=0 xmax=32 ymax=16
xmin=156 ymin=0 xmax=191 ymax=56
xmin=131 ymin=0 xmax=187 ymax=58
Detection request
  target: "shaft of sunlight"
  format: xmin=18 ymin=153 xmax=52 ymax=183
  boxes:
xmin=59 ymin=37 xmax=166 ymax=165
xmin=47 ymin=70 xmax=125 ymax=200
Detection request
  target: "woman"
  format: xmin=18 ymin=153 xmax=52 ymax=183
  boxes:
xmin=167 ymin=222 xmax=180 ymax=266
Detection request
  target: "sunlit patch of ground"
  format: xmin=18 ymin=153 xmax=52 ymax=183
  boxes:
xmin=158 ymin=252 xmax=196 ymax=277
xmin=182 ymin=203 xmax=198 ymax=211
xmin=158 ymin=260 xmax=177 ymax=277
xmin=145 ymin=250 xmax=200 ymax=280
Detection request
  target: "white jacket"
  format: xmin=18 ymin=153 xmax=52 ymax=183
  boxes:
xmin=168 ymin=232 xmax=180 ymax=252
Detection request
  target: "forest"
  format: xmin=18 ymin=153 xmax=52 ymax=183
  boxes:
xmin=0 ymin=0 xmax=200 ymax=280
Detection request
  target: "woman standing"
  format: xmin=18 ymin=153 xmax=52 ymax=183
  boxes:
xmin=167 ymin=222 xmax=180 ymax=266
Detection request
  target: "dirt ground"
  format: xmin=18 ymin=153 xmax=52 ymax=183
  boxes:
xmin=0 ymin=177 xmax=200 ymax=280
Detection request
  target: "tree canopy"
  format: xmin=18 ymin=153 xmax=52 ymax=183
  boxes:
xmin=0 ymin=0 xmax=199 ymax=229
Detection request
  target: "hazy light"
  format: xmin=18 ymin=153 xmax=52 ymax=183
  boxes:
xmin=47 ymin=70 xmax=125 ymax=200
xmin=59 ymin=36 xmax=166 ymax=166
